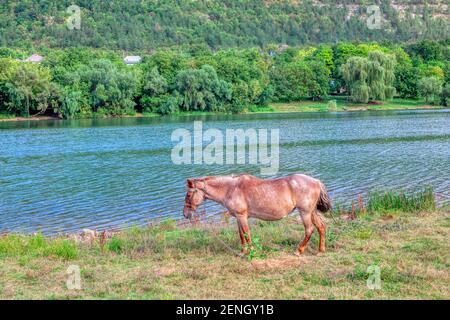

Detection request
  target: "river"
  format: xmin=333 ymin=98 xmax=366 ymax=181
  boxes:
xmin=0 ymin=109 xmax=449 ymax=234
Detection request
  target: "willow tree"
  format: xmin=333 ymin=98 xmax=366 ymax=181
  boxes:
xmin=341 ymin=51 xmax=396 ymax=103
xmin=341 ymin=56 xmax=370 ymax=103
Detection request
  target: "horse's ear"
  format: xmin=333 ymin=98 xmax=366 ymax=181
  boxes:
xmin=186 ymin=178 xmax=194 ymax=188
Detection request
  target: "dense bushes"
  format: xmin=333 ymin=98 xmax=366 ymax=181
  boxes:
xmin=0 ymin=40 xmax=448 ymax=118
xmin=174 ymin=65 xmax=232 ymax=112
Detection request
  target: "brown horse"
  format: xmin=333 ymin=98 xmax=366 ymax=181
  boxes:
xmin=183 ymin=173 xmax=332 ymax=255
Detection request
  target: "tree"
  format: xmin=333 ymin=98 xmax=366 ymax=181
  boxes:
xmin=0 ymin=60 xmax=57 ymax=116
xmin=393 ymin=48 xmax=416 ymax=99
xmin=213 ymin=49 xmax=269 ymax=107
xmin=142 ymin=50 xmax=190 ymax=86
xmin=367 ymin=51 xmax=396 ymax=101
xmin=341 ymin=56 xmax=370 ymax=103
xmin=395 ymin=65 xmax=418 ymax=99
xmin=306 ymin=59 xmax=331 ymax=99
xmin=341 ymin=51 xmax=396 ymax=103
xmin=139 ymin=67 xmax=169 ymax=113
xmin=174 ymin=65 xmax=232 ymax=112
xmin=418 ymin=76 xmax=443 ymax=104
xmin=407 ymin=40 xmax=444 ymax=63
xmin=441 ymin=83 xmax=450 ymax=107
xmin=0 ymin=58 xmax=19 ymax=111
xmin=56 ymin=90 xmax=84 ymax=119
xmin=270 ymin=53 xmax=331 ymax=102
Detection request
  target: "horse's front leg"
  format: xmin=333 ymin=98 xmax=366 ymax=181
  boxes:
xmin=236 ymin=213 xmax=251 ymax=254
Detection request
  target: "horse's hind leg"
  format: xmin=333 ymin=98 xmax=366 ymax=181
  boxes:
xmin=311 ymin=211 xmax=326 ymax=253
xmin=296 ymin=210 xmax=314 ymax=255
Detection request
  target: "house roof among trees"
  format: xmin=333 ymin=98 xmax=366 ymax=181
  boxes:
xmin=24 ymin=54 xmax=43 ymax=63
xmin=124 ymin=56 xmax=142 ymax=64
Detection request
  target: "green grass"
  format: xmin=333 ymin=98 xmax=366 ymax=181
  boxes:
xmin=0 ymin=233 xmax=78 ymax=260
xmin=0 ymin=189 xmax=448 ymax=299
xmin=266 ymin=97 xmax=444 ymax=113
xmin=367 ymin=187 xmax=435 ymax=214
xmin=0 ymin=111 xmax=16 ymax=119
xmin=246 ymin=104 xmax=275 ymax=113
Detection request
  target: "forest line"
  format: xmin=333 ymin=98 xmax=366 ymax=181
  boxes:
xmin=0 ymin=40 xmax=449 ymax=119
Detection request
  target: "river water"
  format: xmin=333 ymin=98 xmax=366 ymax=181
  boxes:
xmin=1 ymin=109 xmax=449 ymax=234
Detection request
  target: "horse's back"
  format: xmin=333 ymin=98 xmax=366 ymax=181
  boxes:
xmin=226 ymin=173 xmax=322 ymax=219
xmin=236 ymin=173 xmax=319 ymax=190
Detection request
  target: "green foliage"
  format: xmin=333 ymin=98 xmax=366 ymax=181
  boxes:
xmin=140 ymin=67 xmax=169 ymax=113
xmin=64 ymin=59 xmax=139 ymax=115
xmin=1 ymin=1 xmax=447 ymax=50
xmin=440 ymin=83 xmax=450 ymax=107
xmin=0 ymin=59 xmax=58 ymax=116
xmin=367 ymin=187 xmax=435 ymax=214
xmin=270 ymin=58 xmax=330 ymax=101
xmin=327 ymin=100 xmax=337 ymax=111
xmin=0 ymin=39 xmax=448 ymax=118
xmin=395 ymin=65 xmax=418 ymax=99
xmin=341 ymin=56 xmax=370 ymax=103
xmin=406 ymin=40 xmax=448 ymax=63
xmin=245 ymin=234 xmax=266 ymax=261
xmin=56 ymin=90 xmax=83 ymax=118
xmin=175 ymin=65 xmax=232 ymax=112
xmin=418 ymin=76 xmax=443 ymax=104
xmin=341 ymin=51 xmax=396 ymax=103
xmin=0 ymin=233 xmax=78 ymax=260
xmin=107 ymin=236 xmax=125 ymax=253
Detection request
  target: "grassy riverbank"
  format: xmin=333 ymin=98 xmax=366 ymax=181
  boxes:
xmin=0 ymin=189 xmax=448 ymax=299
xmin=0 ymin=98 xmax=445 ymax=122
xmin=262 ymin=98 xmax=443 ymax=114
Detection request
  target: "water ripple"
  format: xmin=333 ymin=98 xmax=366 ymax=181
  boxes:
xmin=1 ymin=110 xmax=449 ymax=234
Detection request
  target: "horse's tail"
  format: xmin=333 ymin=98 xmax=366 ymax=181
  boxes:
xmin=316 ymin=182 xmax=332 ymax=213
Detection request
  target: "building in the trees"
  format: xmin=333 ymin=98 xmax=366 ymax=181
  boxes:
xmin=124 ymin=56 xmax=142 ymax=65
xmin=23 ymin=54 xmax=43 ymax=63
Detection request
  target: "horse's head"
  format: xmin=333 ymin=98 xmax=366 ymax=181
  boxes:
xmin=183 ymin=178 xmax=206 ymax=219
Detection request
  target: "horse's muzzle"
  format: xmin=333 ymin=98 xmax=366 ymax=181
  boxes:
xmin=183 ymin=207 xmax=192 ymax=219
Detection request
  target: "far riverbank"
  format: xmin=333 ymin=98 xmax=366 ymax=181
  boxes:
xmin=0 ymin=98 xmax=444 ymax=123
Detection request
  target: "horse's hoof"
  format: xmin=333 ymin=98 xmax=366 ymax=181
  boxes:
xmin=294 ymin=251 xmax=303 ymax=257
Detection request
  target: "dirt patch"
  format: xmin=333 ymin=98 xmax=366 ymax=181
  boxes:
xmin=154 ymin=266 xmax=177 ymax=277
xmin=251 ymin=253 xmax=308 ymax=272
xmin=0 ymin=115 xmax=61 ymax=122
xmin=368 ymin=101 xmax=384 ymax=105
xmin=342 ymin=106 xmax=368 ymax=111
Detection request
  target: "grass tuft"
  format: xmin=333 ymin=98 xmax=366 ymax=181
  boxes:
xmin=367 ymin=187 xmax=435 ymax=214
xmin=0 ymin=233 xmax=78 ymax=260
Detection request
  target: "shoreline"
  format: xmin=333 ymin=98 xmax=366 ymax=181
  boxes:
xmin=0 ymin=104 xmax=445 ymax=123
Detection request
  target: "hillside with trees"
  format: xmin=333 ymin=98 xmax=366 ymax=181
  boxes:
xmin=0 ymin=0 xmax=449 ymax=50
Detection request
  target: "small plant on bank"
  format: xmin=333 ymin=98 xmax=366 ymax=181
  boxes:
xmin=245 ymin=234 xmax=266 ymax=261
xmin=0 ymin=233 xmax=78 ymax=260
xmin=327 ymin=100 xmax=338 ymax=111
xmin=107 ymin=236 xmax=124 ymax=253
